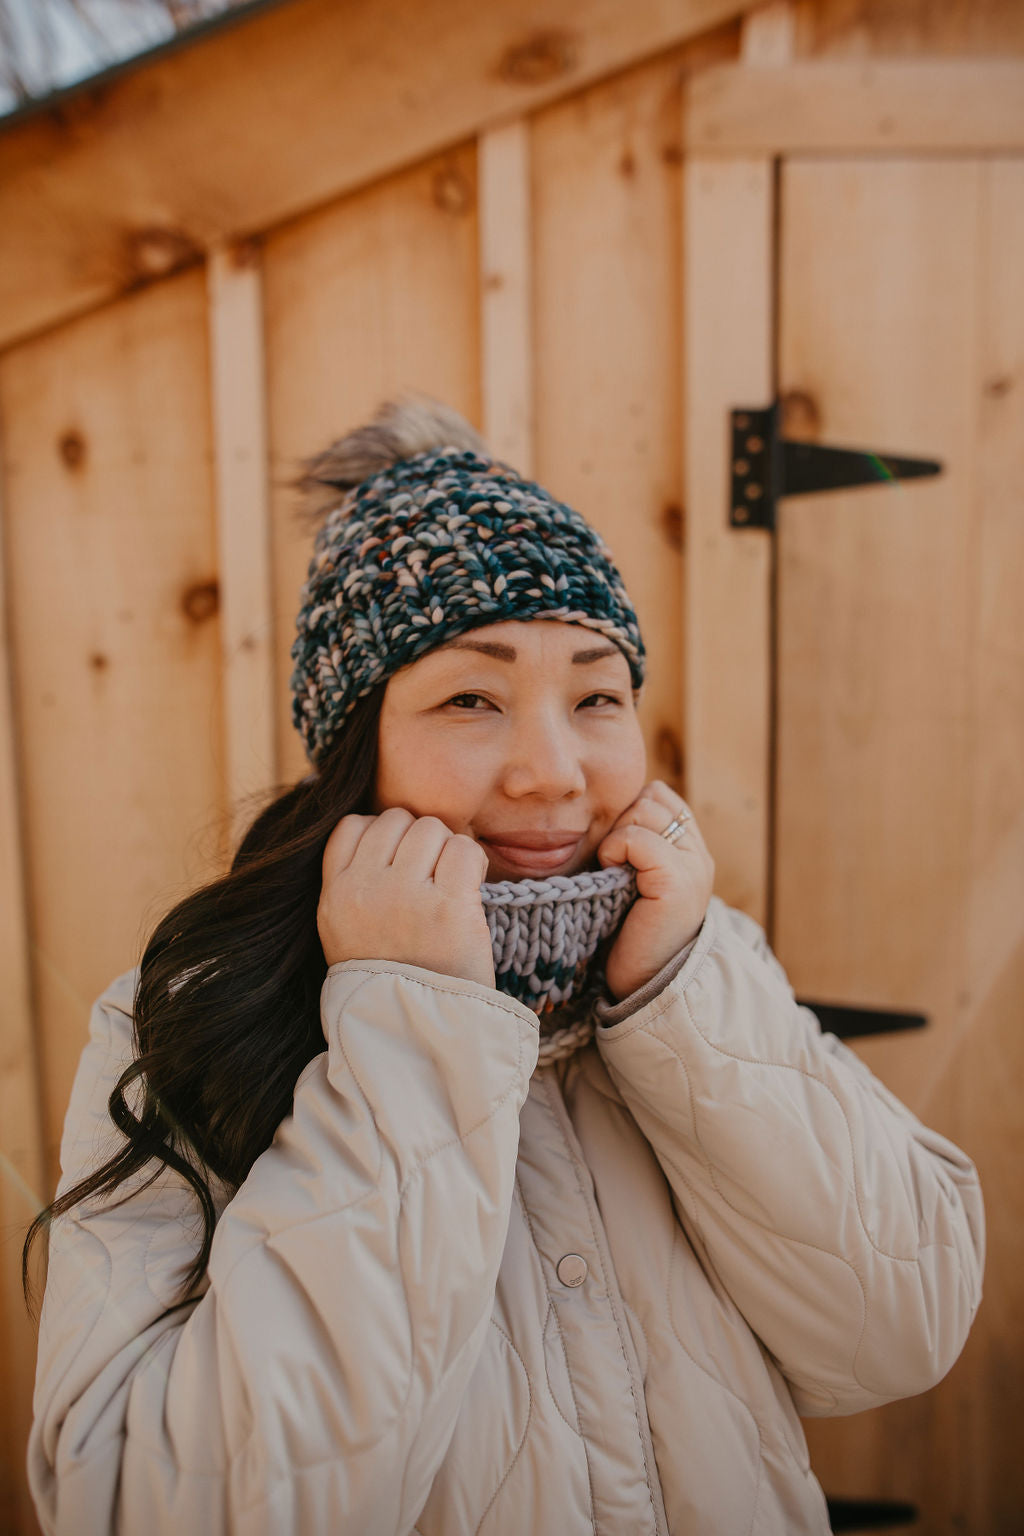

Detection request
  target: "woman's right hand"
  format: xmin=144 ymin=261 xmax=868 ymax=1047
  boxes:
xmin=318 ymin=807 xmax=496 ymax=989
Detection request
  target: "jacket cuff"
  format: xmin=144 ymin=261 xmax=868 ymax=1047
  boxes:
xmin=594 ymin=917 xmax=708 ymax=1028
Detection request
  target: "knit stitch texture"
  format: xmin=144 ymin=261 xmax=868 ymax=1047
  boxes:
xmin=481 ymin=865 xmax=637 ymax=1064
xmin=290 ymin=448 xmax=645 ymax=763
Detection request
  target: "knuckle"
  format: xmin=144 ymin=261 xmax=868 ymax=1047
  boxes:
xmin=418 ymin=814 xmax=452 ymax=835
xmin=380 ymin=805 xmax=415 ymax=825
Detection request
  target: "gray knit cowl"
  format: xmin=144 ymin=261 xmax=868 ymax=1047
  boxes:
xmin=481 ymin=864 xmax=637 ymax=1065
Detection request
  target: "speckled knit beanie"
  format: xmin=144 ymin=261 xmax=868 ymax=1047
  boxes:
xmin=290 ymin=397 xmax=645 ymax=764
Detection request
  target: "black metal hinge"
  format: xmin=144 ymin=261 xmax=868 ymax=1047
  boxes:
xmin=730 ymin=402 xmax=942 ymax=530
xmin=826 ymin=1496 xmax=919 ymax=1531
xmin=796 ymin=1002 xmax=928 ymax=1039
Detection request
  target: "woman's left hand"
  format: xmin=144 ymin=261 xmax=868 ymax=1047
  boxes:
xmin=597 ymin=782 xmax=715 ymax=1001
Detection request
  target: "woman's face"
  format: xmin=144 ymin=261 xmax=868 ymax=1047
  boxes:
xmin=374 ymin=619 xmax=647 ymax=881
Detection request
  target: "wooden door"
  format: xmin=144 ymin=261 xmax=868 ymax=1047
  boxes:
xmin=771 ymin=157 xmax=1023 ymax=1532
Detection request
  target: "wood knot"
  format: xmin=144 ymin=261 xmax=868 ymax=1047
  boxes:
xmin=123 ymin=226 xmax=201 ymax=283
xmin=780 ymin=388 xmax=821 ymax=441
xmin=48 ymin=82 xmax=111 ymax=141
xmin=230 ymin=235 xmax=262 ymax=270
xmin=498 ymin=30 xmax=578 ymax=85
xmin=661 ymin=143 xmax=684 ymax=167
xmin=432 ymin=166 xmax=474 ymax=215
xmin=181 ymin=580 xmax=220 ymax=624
xmin=58 ymin=429 xmax=86 ymax=470
xmin=661 ymin=503 xmax=684 ymax=551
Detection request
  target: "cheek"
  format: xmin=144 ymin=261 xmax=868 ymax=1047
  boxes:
xmin=614 ymin=720 xmax=648 ymax=794
xmin=375 ymin=732 xmax=484 ymax=831
xmin=592 ymin=726 xmax=648 ymax=834
xmin=414 ymin=758 xmax=476 ymax=821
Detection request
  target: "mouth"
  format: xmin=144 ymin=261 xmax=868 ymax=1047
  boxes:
xmin=478 ymin=832 xmax=587 ymax=877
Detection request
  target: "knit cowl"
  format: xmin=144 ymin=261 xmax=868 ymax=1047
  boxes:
xmin=481 ymin=864 xmax=637 ymax=1066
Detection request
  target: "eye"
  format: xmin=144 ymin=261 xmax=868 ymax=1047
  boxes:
xmin=444 ymin=692 xmax=494 ymax=711
xmin=579 ymin=693 xmax=622 ymax=709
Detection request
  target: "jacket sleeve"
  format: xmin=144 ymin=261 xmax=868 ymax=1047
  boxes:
xmin=28 ymin=961 xmax=538 ymax=1535
xmin=594 ymin=896 xmax=985 ymax=1417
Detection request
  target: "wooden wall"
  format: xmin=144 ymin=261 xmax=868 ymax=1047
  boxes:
xmin=1 ymin=1 xmax=1021 ymax=1531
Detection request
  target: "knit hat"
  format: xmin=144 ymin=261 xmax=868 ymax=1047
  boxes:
xmin=290 ymin=398 xmax=645 ymax=764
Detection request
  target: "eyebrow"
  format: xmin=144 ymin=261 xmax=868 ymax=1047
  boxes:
xmin=434 ymin=638 xmax=621 ymax=665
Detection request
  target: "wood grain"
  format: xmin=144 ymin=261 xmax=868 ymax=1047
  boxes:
xmin=479 ymin=120 xmax=534 ymax=476
xmin=682 ymin=154 xmax=774 ymax=920
xmin=261 ymin=144 xmax=482 ymax=781
xmin=0 ymin=270 xmax=225 ymax=1186
xmin=793 ymin=0 xmax=1024 ymax=60
xmin=208 ymin=242 xmax=276 ymax=850
xmin=775 ymin=153 xmax=1024 ymax=1535
xmin=0 ymin=423 xmax=46 ymax=1536
xmin=0 ymin=0 xmax=747 ymax=351
xmin=686 ymin=60 xmax=1024 ymax=151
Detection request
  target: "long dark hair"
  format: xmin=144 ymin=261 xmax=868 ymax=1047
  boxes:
xmin=24 ymin=683 xmax=385 ymax=1303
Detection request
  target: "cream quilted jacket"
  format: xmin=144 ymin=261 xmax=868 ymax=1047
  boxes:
xmin=29 ymin=897 xmax=984 ymax=1534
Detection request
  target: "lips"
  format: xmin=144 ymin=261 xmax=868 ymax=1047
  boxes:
xmin=479 ymin=831 xmax=587 ymax=876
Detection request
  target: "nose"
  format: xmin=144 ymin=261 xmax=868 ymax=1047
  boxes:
xmin=500 ymin=709 xmax=586 ymax=800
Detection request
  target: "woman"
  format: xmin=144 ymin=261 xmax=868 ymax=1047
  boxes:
xmin=26 ymin=399 xmax=984 ymax=1535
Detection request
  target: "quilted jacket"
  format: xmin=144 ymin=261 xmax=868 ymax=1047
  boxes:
xmin=28 ymin=896 xmax=984 ymax=1534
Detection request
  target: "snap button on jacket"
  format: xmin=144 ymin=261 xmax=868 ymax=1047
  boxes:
xmin=28 ymin=898 xmax=984 ymax=1535
xmin=555 ymin=1254 xmax=588 ymax=1287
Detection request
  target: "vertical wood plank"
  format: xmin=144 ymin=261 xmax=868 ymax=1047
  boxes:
xmin=263 ymin=143 xmax=481 ymax=782
xmin=775 ymin=158 xmax=981 ymax=1093
xmin=949 ymin=161 xmax=1024 ymax=1536
xmin=479 ymin=120 xmax=534 ymax=477
xmin=531 ymin=50 xmax=706 ymax=797
xmin=741 ymin=0 xmax=796 ymax=64
xmin=0 ymin=270 xmax=224 ymax=1188
xmin=776 ymin=154 xmax=1024 ymax=1535
xmin=207 ymin=242 xmax=276 ymax=848
xmin=0 ymin=429 xmax=46 ymax=1536
xmin=682 ymin=153 xmax=774 ymax=921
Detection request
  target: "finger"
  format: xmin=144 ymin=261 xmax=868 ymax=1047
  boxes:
xmin=607 ymin=784 xmax=693 ymax=839
xmin=347 ymin=806 xmax=417 ymax=867
xmin=600 ymin=810 xmax=706 ymax=869
xmin=388 ymin=815 xmax=459 ymax=879
xmin=632 ymin=797 xmax=693 ymax=838
xmin=646 ymin=779 xmax=683 ymax=808
xmin=433 ymin=833 xmax=490 ymax=892
xmin=659 ymin=799 xmax=712 ymax=859
xmin=322 ymin=813 xmax=376 ymax=876
xmin=619 ymin=782 xmax=682 ymax=826
xmin=680 ymin=809 xmax=711 ymax=858
xmin=598 ymin=823 xmax=684 ymax=885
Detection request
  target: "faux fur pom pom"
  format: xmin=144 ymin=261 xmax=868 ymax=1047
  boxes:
xmin=295 ymin=396 xmax=490 ymax=525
